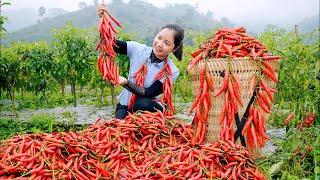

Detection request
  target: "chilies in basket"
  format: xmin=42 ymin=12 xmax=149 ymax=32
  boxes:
xmin=188 ymin=27 xmax=280 ymax=151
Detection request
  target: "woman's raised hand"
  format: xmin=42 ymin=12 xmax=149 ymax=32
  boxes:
xmin=97 ymin=4 xmax=109 ymax=18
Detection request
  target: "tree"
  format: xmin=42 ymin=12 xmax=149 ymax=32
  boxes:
xmin=52 ymin=22 xmax=93 ymax=107
xmin=39 ymin=6 xmax=46 ymax=16
xmin=21 ymin=42 xmax=53 ymax=105
xmin=0 ymin=43 xmax=25 ymax=116
xmin=38 ymin=6 xmax=46 ymax=23
xmin=78 ymin=1 xmax=87 ymax=9
xmin=0 ymin=1 xmax=10 ymax=43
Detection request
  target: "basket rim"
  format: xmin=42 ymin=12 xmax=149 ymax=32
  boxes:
xmin=188 ymin=57 xmax=276 ymax=75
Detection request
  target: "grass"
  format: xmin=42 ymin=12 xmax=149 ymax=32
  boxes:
xmin=0 ymin=113 xmax=87 ymax=140
xmin=256 ymin=126 xmax=320 ymax=179
xmin=0 ymin=86 xmax=117 ymax=111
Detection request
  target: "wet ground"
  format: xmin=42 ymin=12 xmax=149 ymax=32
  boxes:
xmin=1 ymin=102 xmax=285 ymax=156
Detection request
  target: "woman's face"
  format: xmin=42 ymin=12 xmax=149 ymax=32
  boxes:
xmin=152 ymin=28 xmax=176 ymax=60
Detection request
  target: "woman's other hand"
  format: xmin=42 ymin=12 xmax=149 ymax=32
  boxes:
xmin=118 ymin=76 xmax=128 ymax=86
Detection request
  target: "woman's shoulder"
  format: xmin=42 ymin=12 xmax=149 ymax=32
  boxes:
xmin=167 ymin=58 xmax=180 ymax=73
xmin=126 ymin=41 xmax=152 ymax=61
xmin=127 ymin=41 xmax=149 ymax=50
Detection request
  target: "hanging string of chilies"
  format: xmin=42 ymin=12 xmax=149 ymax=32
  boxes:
xmin=96 ymin=1 xmax=122 ymax=85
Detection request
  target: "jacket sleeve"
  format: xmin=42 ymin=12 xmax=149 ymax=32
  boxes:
xmin=113 ymin=40 xmax=127 ymax=55
xmin=123 ymin=80 xmax=163 ymax=98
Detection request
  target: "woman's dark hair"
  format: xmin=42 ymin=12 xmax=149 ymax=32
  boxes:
xmin=161 ymin=24 xmax=184 ymax=61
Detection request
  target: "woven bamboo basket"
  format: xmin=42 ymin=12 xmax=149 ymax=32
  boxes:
xmin=188 ymin=57 xmax=280 ymax=144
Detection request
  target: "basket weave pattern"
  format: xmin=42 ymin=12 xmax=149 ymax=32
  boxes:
xmin=189 ymin=57 xmax=280 ymax=143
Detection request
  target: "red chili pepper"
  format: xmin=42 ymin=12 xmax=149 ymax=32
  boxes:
xmin=259 ymin=80 xmax=273 ymax=102
xmin=262 ymin=67 xmax=278 ymax=83
xmin=242 ymin=110 xmax=254 ymax=136
xmin=191 ymin=48 xmax=205 ymax=58
xmin=257 ymin=91 xmax=271 ymax=110
xmin=256 ymin=96 xmax=270 ymax=113
xmin=214 ymin=70 xmax=229 ymax=97
xmin=262 ymin=61 xmax=276 ymax=76
xmin=30 ymin=160 xmax=44 ymax=174
xmin=284 ymin=112 xmax=295 ymax=125
xmin=205 ymin=68 xmax=214 ymax=91
xmin=262 ymin=55 xmax=281 ymax=61
xmin=187 ymin=51 xmax=205 ymax=71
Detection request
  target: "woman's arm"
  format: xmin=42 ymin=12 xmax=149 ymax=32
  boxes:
xmin=123 ymin=80 xmax=163 ymax=98
xmin=114 ymin=40 xmax=127 ymax=55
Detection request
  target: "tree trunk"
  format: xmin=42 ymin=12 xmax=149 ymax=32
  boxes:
xmin=60 ymin=80 xmax=65 ymax=97
xmin=110 ymin=85 xmax=116 ymax=108
xmin=100 ymin=87 xmax=104 ymax=107
xmin=21 ymin=87 xmax=26 ymax=108
xmin=21 ymin=87 xmax=24 ymax=102
xmin=9 ymin=80 xmax=18 ymax=117
xmin=71 ymin=80 xmax=77 ymax=107
xmin=0 ymin=88 xmax=2 ymax=113
xmin=12 ymin=88 xmax=17 ymax=117
xmin=43 ymin=88 xmax=48 ymax=105
xmin=34 ymin=90 xmax=38 ymax=106
xmin=8 ymin=88 xmax=17 ymax=117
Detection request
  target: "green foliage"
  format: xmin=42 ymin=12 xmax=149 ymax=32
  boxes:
xmin=0 ymin=1 xmax=11 ymax=37
xmin=52 ymin=22 xmax=95 ymax=106
xmin=0 ymin=41 xmax=55 ymax=113
xmin=257 ymin=127 xmax=320 ymax=179
xmin=0 ymin=42 xmax=25 ymax=115
xmin=259 ymin=26 xmax=320 ymax=126
xmin=20 ymin=42 xmax=53 ymax=102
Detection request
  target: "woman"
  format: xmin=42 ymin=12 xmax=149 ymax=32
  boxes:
xmin=98 ymin=5 xmax=184 ymax=119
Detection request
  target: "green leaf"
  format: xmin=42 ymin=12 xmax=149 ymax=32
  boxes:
xmin=268 ymin=161 xmax=284 ymax=175
xmin=315 ymin=166 xmax=320 ymax=174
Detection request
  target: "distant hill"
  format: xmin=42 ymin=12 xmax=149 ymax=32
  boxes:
xmin=2 ymin=0 xmax=232 ymax=45
xmin=46 ymin=8 xmax=69 ymax=18
xmin=2 ymin=8 xmax=68 ymax=33
xmin=3 ymin=8 xmax=38 ymax=32
xmin=298 ymin=14 xmax=319 ymax=33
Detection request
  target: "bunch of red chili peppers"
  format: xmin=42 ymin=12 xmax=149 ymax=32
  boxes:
xmin=96 ymin=5 xmax=122 ymax=85
xmin=0 ymin=111 xmax=265 ymax=179
xmin=188 ymin=27 xmax=281 ymax=151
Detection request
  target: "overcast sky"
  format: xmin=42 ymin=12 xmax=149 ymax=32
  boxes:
xmin=4 ymin=0 xmax=319 ymax=26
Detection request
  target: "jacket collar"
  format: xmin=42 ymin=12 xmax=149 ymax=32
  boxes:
xmin=149 ymin=50 xmax=167 ymax=64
